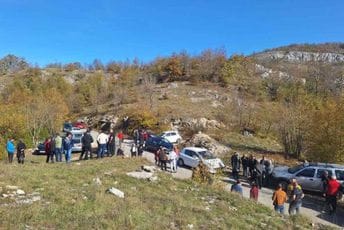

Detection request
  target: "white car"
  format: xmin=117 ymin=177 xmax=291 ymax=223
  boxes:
xmin=178 ymin=147 xmax=225 ymax=173
xmin=160 ymin=131 xmax=182 ymax=143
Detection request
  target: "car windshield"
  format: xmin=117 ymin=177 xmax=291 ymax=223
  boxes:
xmin=198 ymin=151 xmax=215 ymax=159
xmin=288 ymin=164 xmax=305 ymax=174
xmin=73 ymin=133 xmax=83 ymax=138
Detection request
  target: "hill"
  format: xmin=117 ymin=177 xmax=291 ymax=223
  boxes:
xmin=0 ymin=155 xmax=325 ymax=229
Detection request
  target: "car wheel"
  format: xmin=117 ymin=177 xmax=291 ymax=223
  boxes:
xmin=178 ymin=158 xmax=184 ymax=167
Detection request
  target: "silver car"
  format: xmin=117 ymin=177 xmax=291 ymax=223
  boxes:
xmin=272 ymin=162 xmax=344 ymax=192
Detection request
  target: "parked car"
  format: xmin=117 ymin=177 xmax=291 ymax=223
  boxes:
xmin=73 ymin=121 xmax=87 ymax=130
xmin=71 ymin=130 xmax=84 ymax=152
xmin=160 ymin=131 xmax=182 ymax=143
xmin=145 ymin=135 xmax=173 ymax=152
xmin=33 ymin=142 xmax=46 ymax=155
xmin=272 ymin=162 xmax=344 ymax=192
xmin=63 ymin=122 xmax=73 ymax=132
xmin=178 ymin=147 xmax=225 ymax=173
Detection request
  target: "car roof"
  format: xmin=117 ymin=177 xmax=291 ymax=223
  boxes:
xmin=305 ymin=162 xmax=344 ymax=169
xmin=183 ymin=147 xmax=207 ymax=152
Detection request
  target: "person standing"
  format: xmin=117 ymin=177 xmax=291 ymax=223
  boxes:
xmin=107 ymin=129 xmax=116 ymax=157
xmin=241 ymin=154 xmax=248 ymax=177
xmin=80 ymin=129 xmax=94 ymax=160
xmin=130 ymin=143 xmax=137 ymax=157
xmin=169 ymin=149 xmax=178 ymax=173
xmin=117 ymin=131 xmax=124 ymax=148
xmin=16 ymin=140 xmax=26 ymax=164
xmin=250 ymin=182 xmax=259 ymax=202
xmin=231 ymin=180 xmax=243 ymax=196
xmin=64 ymin=133 xmax=74 ymax=163
xmin=137 ymin=144 xmax=144 ymax=157
xmin=97 ymin=131 xmax=108 ymax=158
xmin=289 ymin=180 xmax=304 ymax=215
xmin=325 ymin=175 xmax=341 ymax=215
xmin=159 ymin=148 xmax=168 ymax=171
xmin=231 ymin=152 xmax=240 ymax=180
xmin=155 ymin=147 xmax=162 ymax=166
xmin=54 ymin=133 xmax=63 ymax=162
xmin=6 ymin=138 xmax=15 ymax=163
xmin=272 ymin=184 xmax=287 ymax=214
xmin=45 ymin=137 xmax=54 ymax=163
xmin=173 ymin=145 xmax=180 ymax=170
xmin=255 ymin=161 xmax=264 ymax=189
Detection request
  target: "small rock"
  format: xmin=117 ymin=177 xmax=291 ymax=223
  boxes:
xmin=104 ymin=172 xmax=112 ymax=176
xmin=114 ymin=181 xmax=118 ymax=185
xmin=6 ymin=185 xmax=19 ymax=190
xmin=187 ymin=224 xmax=194 ymax=229
xmin=2 ymin=194 xmax=9 ymax=198
xmin=107 ymin=187 xmax=124 ymax=198
xmin=75 ymin=163 xmax=81 ymax=166
xmin=141 ymin=165 xmax=156 ymax=173
xmin=16 ymin=189 xmax=25 ymax=195
xmin=127 ymin=171 xmax=154 ymax=180
xmin=93 ymin=177 xmax=102 ymax=186
xmin=205 ymin=206 xmax=211 ymax=211
xmin=149 ymin=176 xmax=158 ymax=182
xmin=31 ymin=196 xmax=41 ymax=202
xmin=82 ymin=195 xmax=88 ymax=200
xmin=82 ymin=183 xmax=89 ymax=187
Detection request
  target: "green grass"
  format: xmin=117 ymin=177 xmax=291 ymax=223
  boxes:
xmin=0 ymin=154 xmax=323 ymax=229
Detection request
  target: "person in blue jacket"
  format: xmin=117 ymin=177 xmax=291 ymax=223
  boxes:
xmin=63 ymin=133 xmax=74 ymax=163
xmin=6 ymin=138 xmax=15 ymax=163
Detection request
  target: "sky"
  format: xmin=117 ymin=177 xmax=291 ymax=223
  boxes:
xmin=0 ymin=0 xmax=343 ymax=66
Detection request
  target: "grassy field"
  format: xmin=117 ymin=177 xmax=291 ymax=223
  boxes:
xmin=0 ymin=154 xmax=326 ymax=229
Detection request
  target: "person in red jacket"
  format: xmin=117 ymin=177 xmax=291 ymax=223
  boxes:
xmin=45 ymin=137 xmax=54 ymax=163
xmin=250 ymin=182 xmax=259 ymax=202
xmin=326 ymin=175 xmax=341 ymax=214
xmin=117 ymin=131 xmax=124 ymax=148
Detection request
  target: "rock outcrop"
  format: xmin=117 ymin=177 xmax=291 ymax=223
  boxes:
xmin=254 ymin=51 xmax=344 ymax=63
xmin=189 ymin=132 xmax=230 ymax=156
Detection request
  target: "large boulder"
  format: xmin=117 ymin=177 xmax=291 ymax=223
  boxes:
xmin=189 ymin=132 xmax=230 ymax=156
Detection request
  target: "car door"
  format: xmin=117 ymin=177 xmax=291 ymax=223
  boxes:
xmin=314 ymin=168 xmax=333 ymax=192
xmin=183 ymin=150 xmax=198 ymax=167
xmin=295 ymin=168 xmax=316 ymax=191
xmin=169 ymin=132 xmax=177 ymax=143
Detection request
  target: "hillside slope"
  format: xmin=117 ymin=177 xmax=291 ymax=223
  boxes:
xmin=0 ymin=155 xmax=323 ymax=229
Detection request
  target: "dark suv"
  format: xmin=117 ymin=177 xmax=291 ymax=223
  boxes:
xmin=144 ymin=135 xmax=173 ymax=152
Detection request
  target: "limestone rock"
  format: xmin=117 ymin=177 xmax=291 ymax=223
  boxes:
xmin=107 ymin=187 xmax=124 ymax=198
xmin=189 ymin=133 xmax=230 ymax=156
xmin=93 ymin=177 xmax=102 ymax=186
xmin=16 ymin=189 xmax=25 ymax=195
xmin=126 ymin=171 xmax=154 ymax=180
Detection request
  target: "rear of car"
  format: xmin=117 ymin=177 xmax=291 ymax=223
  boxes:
xmin=71 ymin=131 xmax=84 ymax=152
xmin=160 ymin=131 xmax=182 ymax=143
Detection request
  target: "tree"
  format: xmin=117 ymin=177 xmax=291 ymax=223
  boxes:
xmin=0 ymin=54 xmax=29 ymax=75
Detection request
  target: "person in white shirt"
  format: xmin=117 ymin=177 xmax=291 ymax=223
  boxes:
xmin=169 ymin=150 xmax=178 ymax=173
xmin=97 ymin=131 xmax=108 ymax=158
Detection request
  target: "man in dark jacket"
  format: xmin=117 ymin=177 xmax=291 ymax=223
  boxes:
xmin=231 ymin=152 xmax=241 ymax=180
xmin=241 ymin=155 xmax=248 ymax=177
xmin=45 ymin=137 xmax=54 ymax=163
xmin=16 ymin=140 xmax=26 ymax=164
xmin=107 ymin=129 xmax=116 ymax=157
xmin=80 ymin=129 xmax=94 ymax=160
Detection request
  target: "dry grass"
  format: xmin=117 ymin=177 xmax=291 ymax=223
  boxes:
xmin=0 ymin=153 xmax=320 ymax=229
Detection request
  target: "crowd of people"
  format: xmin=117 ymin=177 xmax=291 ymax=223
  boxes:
xmin=230 ymin=152 xmax=343 ymax=217
xmin=231 ymin=152 xmax=274 ymax=189
xmin=154 ymin=146 xmax=180 ymax=173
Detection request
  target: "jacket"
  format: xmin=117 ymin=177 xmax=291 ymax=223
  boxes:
xmin=54 ymin=136 xmax=63 ymax=149
xmin=272 ymin=189 xmax=287 ymax=205
xmin=6 ymin=141 xmax=15 ymax=154
xmin=326 ymin=179 xmax=341 ymax=196
xmin=82 ymin=132 xmax=94 ymax=147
